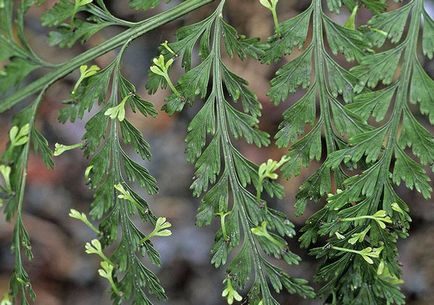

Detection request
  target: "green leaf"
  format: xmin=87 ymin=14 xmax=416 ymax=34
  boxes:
xmin=280 ymin=123 xmax=322 ymax=179
xmin=122 ymin=152 xmax=158 ymax=195
xmin=185 ymin=94 xmax=216 ymax=163
xmin=275 ymin=86 xmax=316 ymax=147
xmin=330 ymin=0 xmax=386 ymax=14
xmin=351 ymin=46 xmax=403 ymax=90
xmin=41 ymin=0 xmax=76 ymax=26
xmin=392 ymin=148 xmax=432 ymax=199
xmin=326 ymin=58 xmax=359 ymax=103
xmin=119 ymin=75 xmax=158 ymax=117
xmin=0 ymin=58 xmax=38 ymax=93
xmin=120 ymin=120 xmax=152 ymax=160
xmin=31 ymin=128 xmax=54 ymax=169
xmin=422 ymin=10 xmax=434 ymax=59
xmin=346 ymin=84 xmax=395 ymax=122
xmin=261 ymin=7 xmax=312 ymax=64
xmin=399 ymin=109 xmax=434 ymax=166
xmin=47 ymin=20 xmax=110 ymax=48
xmin=410 ymin=60 xmax=434 ymax=124
xmin=268 ymin=45 xmax=313 ymax=104
xmin=129 ymin=0 xmax=161 ymax=11
xmin=190 ymin=137 xmax=221 ymax=197
xmin=227 ymin=242 xmax=252 ymax=288
xmin=59 ymin=63 xmax=113 ymax=123
xmin=225 ymin=102 xmax=270 ymax=147
xmin=367 ymin=2 xmax=413 ymax=47
xmin=327 ymin=126 xmax=388 ymax=167
xmin=222 ymin=64 xmax=262 ymax=118
xmin=170 ymin=14 xmax=215 ymax=70
xmin=323 ymin=15 xmax=368 ymax=62
xmin=330 ymin=98 xmax=368 ymax=138
xmin=196 ymin=174 xmax=228 ymax=226
xmin=83 ymin=110 xmax=109 ymax=156
xmin=178 ymin=54 xmax=213 ymax=101
xmin=221 ymin=19 xmax=266 ymax=60
xmin=294 ymin=166 xmax=331 ymax=216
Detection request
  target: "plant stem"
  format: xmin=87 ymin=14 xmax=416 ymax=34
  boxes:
xmin=0 ymin=0 xmax=214 ymax=113
xmin=271 ymin=7 xmax=281 ymax=36
xmin=164 ymin=74 xmax=181 ymax=97
xmin=332 ymin=246 xmax=361 ymax=255
xmin=84 ymin=219 xmax=101 ymax=235
xmin=256 ymin=177 xmax=263 ymax=203
xmin=341 ymin=215 xmax=373 ymax=222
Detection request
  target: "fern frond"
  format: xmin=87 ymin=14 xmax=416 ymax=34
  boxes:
xmin=299 ymin=1 xmax=433 ymax=304
xmin=266 ymin=0 xmax=368 ymax=218
xmin=147 ymin=2 xmax=315 ymax=304
xmin=60 ymin=46 xmax=167 ymax=304
xmin=0 ymin=91 xmax=50 ymax=305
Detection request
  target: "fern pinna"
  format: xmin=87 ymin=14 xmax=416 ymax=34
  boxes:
xmin=265 ymin=0 xmax=434 ymax=304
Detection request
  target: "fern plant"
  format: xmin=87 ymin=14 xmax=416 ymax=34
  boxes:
xmin=0 ymin=0 xmax=433 ymax=305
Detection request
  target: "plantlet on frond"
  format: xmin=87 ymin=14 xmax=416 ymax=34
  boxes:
xmin=53 ymin=142 xmax=83 ymax=156
xmin=140 ymin=217 xmax=172 ymax=243
xmin=72 ymin=65 xmax=100 ymax=95
xmin=256 ymin=155 xmax=289 ymax=202
xmin=0 ymin=165 xmax=12 ymax=193
xmin=69 ymin=209 xmax=101 ymax=234
xmin=9 ymin=124 xmax=30 ymax=147
xmin=331 ymin=245 xmax=384 ymax=265
xmin=98 ymin=261 xmax=122 ymax=297
xmin=85 ymin=239 xmax=112 ymax=264
xmin=222 ymin=277 xmax=243 ymax=305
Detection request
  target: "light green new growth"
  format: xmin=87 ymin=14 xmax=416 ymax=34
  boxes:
xmin=256 ymin=155 xmax=289 ymax=202
xmin=53 ymin=142 xmax=83 ymax=156
xmin=69 ymin=209 xmax=101 ymax=234
xmin=9 ymin=124 xmax=30 ymax=147
xmin=340 ymin=210 xmax=393 ymax=229
xmin=332 ymin=246 xmax=384 ymax=264
xmin=251 ymin=221 xmax=286 ymax=249
xmin=140 ymin=217 xmax=172 ymax=243
xmin=150 ymin=55 xmax=180 ymax=96
xmin=85 ymin=239 xmax=112 ymax=264
xmin=98 ymin=261 xmax=122 ymax=296
xmin=104 ymin=94 xmax=131 ymax=121
xmin=72 ymin=65 xmax=100 ymax=95
xmin=222 ymin=278 xmax=242 ymax=305
xmin=0 ymin=165 xmax=12 ymax=193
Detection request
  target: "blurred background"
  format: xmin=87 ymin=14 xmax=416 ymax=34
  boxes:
xmin=0 ymin=0 xmax=434 ymax=304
